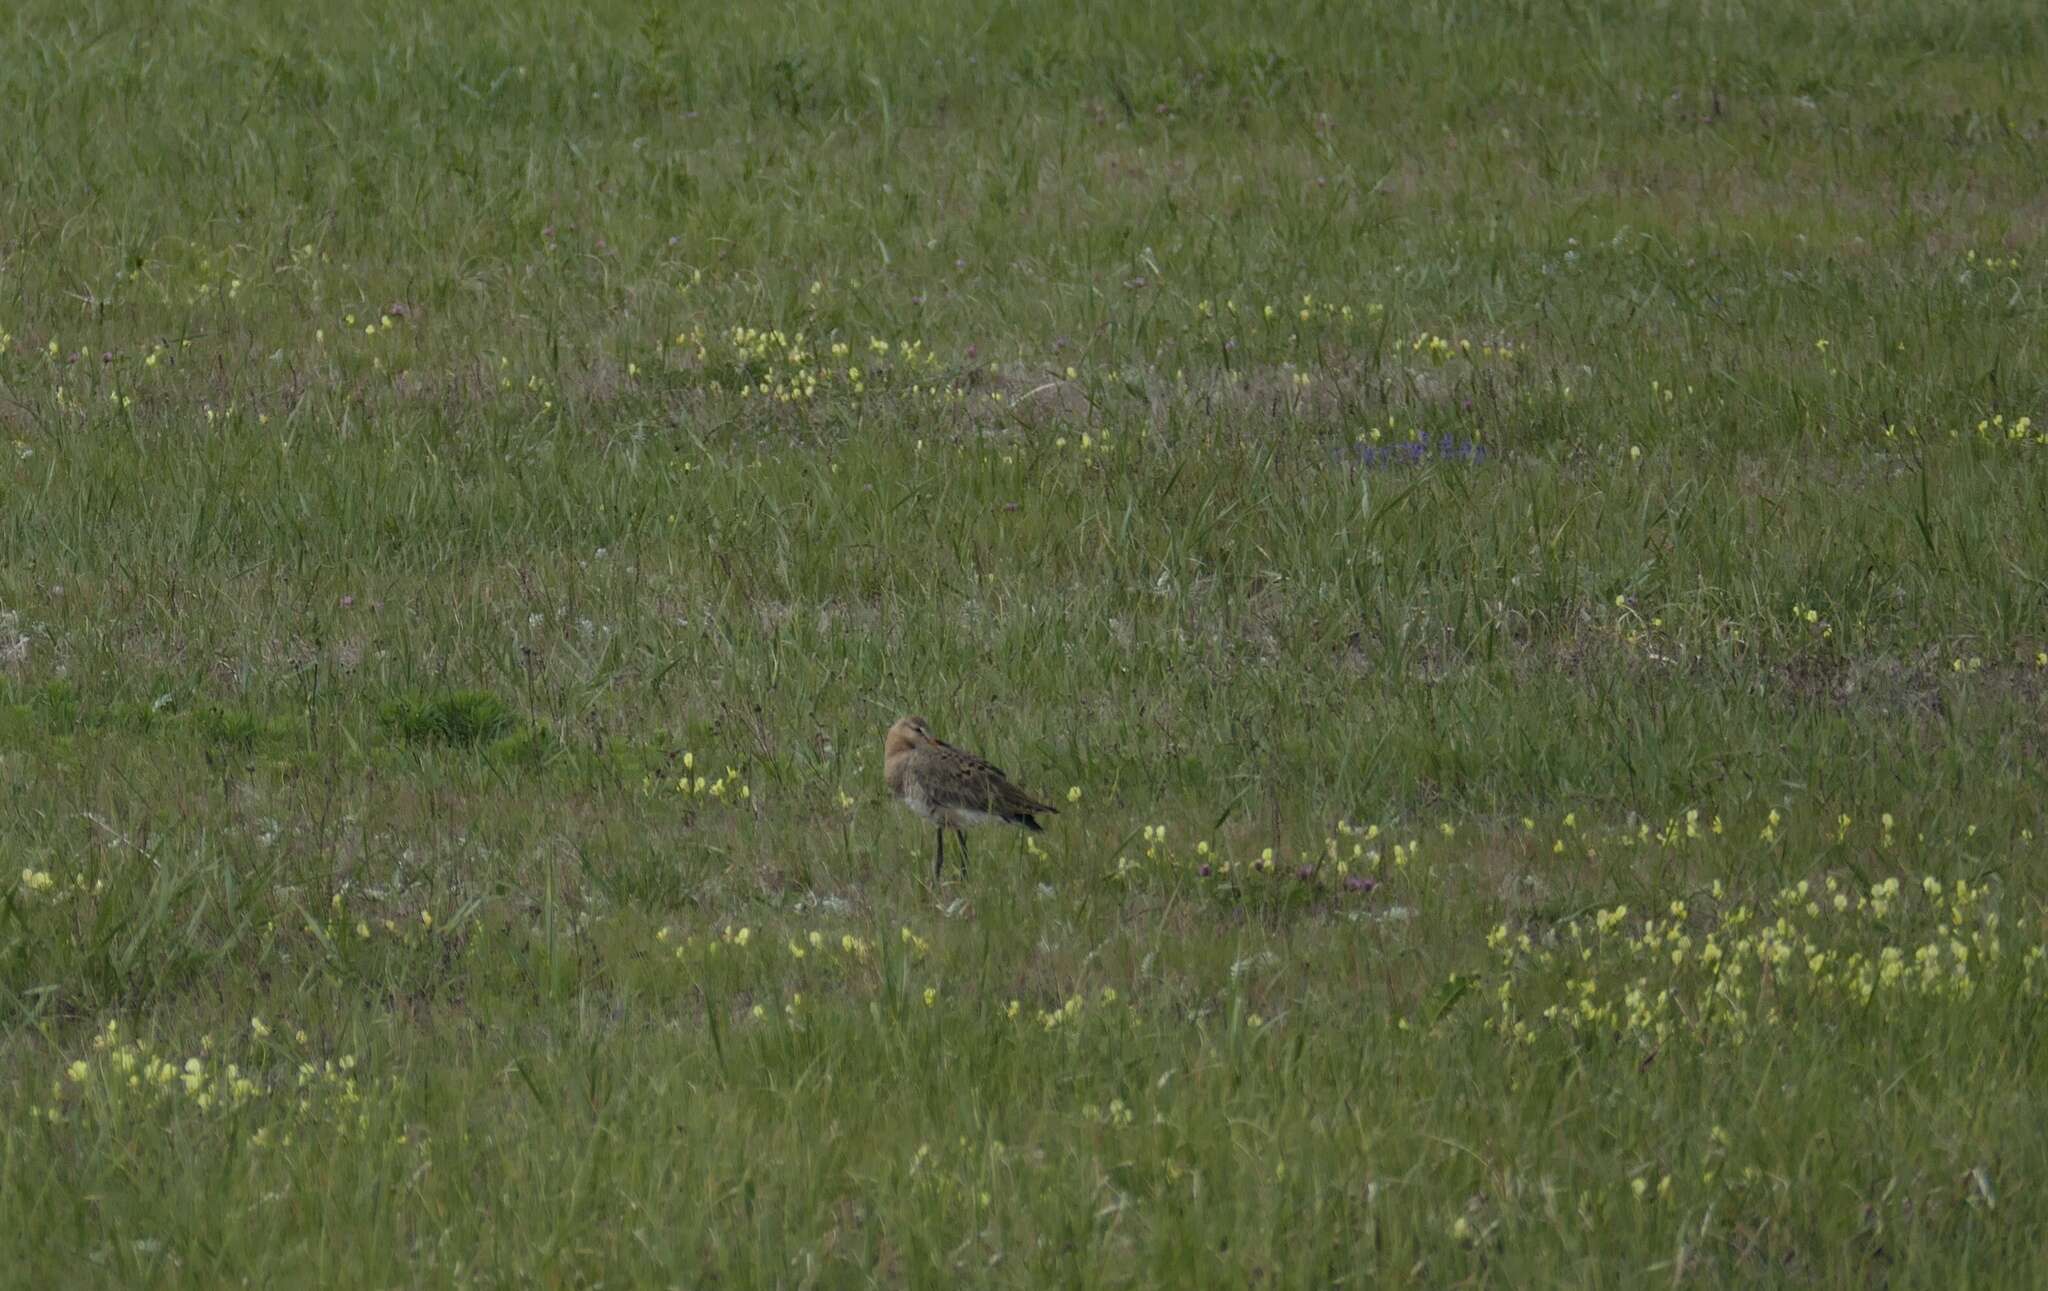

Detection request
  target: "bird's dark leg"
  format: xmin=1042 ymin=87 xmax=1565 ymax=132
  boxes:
xmin=954 ymin=830 xmax=971 ymax=877
xmin=933 ymin=827 xmax=945 ymax=881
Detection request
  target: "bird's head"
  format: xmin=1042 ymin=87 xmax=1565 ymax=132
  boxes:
xmin=885 ymin=715 xmax=934 ymax=758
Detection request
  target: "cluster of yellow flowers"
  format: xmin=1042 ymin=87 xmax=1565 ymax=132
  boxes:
xmin=95 ymin=249 xmax=257 ymax=309
xmin=676 ymin=765 xmax=748 ymax=801
xmin=321 ymin=310 xmax=399 ymax=342
xmin=1082 ymin=1096 xmax=1136 ymax=1128
xmin=1353 ymin=422 xmax=1446 ymax=444
xmin=1788 ymin=601 xmax=1834 ymax=640
xmin=1879 ymin=412 xmax=2040 ymax=446
xmin=1104 ymin=818 xmax=1412 ymax=892
xmin=902 ymin=1137 xmax=1007 ymax=1212
xmin=1023 ymin=985 xmax=1125 ymax=1033
xmin=36 ymin=1018 xmax=373 ymax=1149
xmin=1193 ymin=294 xmax=1380 ymax=327
xmin=1185 ymin=296 xmax=1520 ymax=385
xmin=1051 ymin=429 xmax=1114 ymax=452
xmin=14 ymin=868 xmax=105 ymax=901
xmin=657 ymin=917 xmax=1144 ymax=1036
xmin=297 ymin=887 xmax=448 ymax=945
xmin=637 ymin=750 xmax=751 ymax=803
xmin=657 ymin=920 xmax=888 ymax=968
xmin=1646 ymin=378 xmax=1691 ymax=405
xmin=655 ymin=325 xmax=941 ymax=405
xmin=1964 ymin=249 xmax=2023 ymax=273
xmin=1407 ymin=331 xmax=1518 ymax=364
xmin=1483 ymin=871 xmax=2040 ymax=1051
xmin=307 ymin=311 xmax=414 ymax=385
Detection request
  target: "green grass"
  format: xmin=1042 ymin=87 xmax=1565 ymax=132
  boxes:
xmin=3 ymin=0 xmax=2047 ymax=1283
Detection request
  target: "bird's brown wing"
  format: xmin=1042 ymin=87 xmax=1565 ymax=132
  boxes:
xmin=932 ymin=740 xmax=1057 ymax=816
xmin=993 ymin=777 xmax=1058 ymax=817
xmin=932 ymin=737 xmax=1006 ymax=781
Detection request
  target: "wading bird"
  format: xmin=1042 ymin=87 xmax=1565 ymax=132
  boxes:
xmin=884 ymin=715 xmax=1056 ymax=879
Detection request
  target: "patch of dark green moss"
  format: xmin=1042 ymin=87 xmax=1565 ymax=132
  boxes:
xmin=195 ymin=705 xmax=298 ymax=752
xmin=487 ymin=724 xmax=563 ymax=769
xmin=29 ymin=681 xmax=82 ymax=731
xmin=381 ymin=690 xmax=517 ymax=748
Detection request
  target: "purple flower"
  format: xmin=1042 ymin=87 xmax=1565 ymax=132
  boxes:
xmin=1296 ymin=865 xmax=1315 ymax=882
xmin=1343 ymin=434 xmax=1489 ymax=472
xmin=1198 ymin=864 xmax=1212 ymax=878
xmin=1344 ymin=875 xmax=1377 ymax=893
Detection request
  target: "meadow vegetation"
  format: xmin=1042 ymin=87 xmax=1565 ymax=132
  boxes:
xmin=2 ymin=0 xmax=2046 ymax=1283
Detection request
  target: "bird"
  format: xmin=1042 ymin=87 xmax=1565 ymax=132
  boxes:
xmin=884 ymin=715 xmax=1057 ymax=879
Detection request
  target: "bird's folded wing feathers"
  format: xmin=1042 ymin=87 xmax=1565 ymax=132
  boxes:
xmin=933 ymin=742 xmax=1055 ymax=815
xmin=933 ymin=738 xmax=1004 ymax=780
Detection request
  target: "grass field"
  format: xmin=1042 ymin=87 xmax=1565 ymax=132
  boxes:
xmin=4 ymin=0 xmax=2048 ymax=1283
